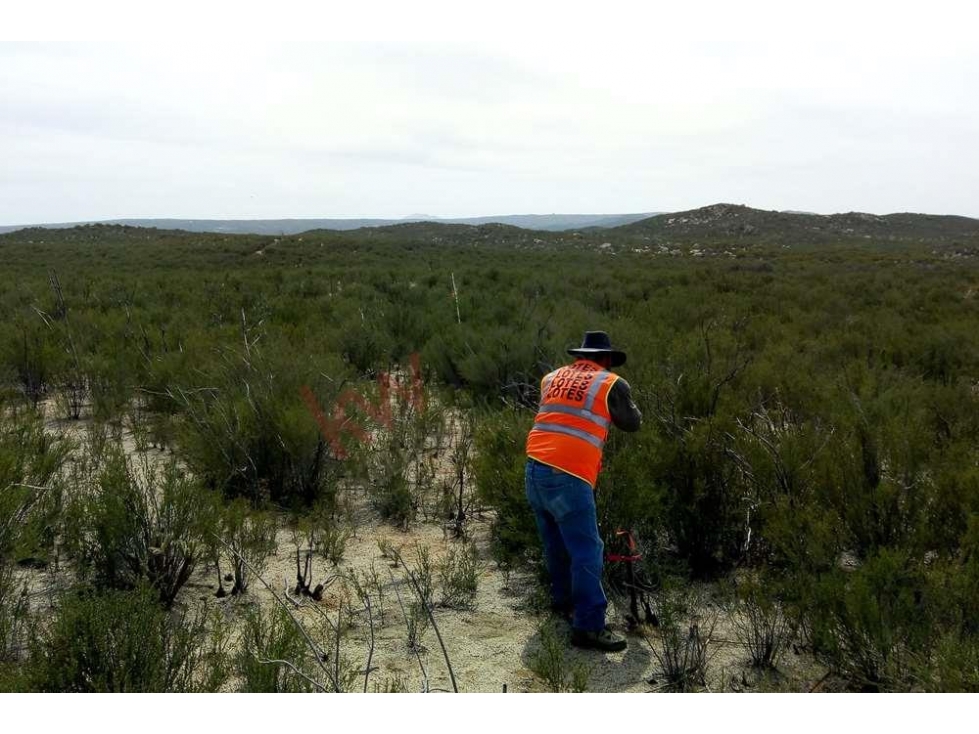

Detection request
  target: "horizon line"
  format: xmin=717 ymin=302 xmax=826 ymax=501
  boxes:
xmin=0 ymin=211 xmax=660 ymax=228
xmin=4 ymin=204 xmax=979 ymax=229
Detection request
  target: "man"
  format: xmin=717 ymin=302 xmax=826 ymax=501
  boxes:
xmin=525 ymin=331 xmax=642 ymax=652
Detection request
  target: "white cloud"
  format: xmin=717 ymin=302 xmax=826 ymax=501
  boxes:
xmin=2 ymin=1 xmax=978 ymax=223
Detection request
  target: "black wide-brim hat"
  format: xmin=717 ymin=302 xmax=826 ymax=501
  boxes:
xmin=567 ymin=331 xmax=627 ymax=367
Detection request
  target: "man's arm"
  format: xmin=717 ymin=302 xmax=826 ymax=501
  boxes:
xmin=607 ymin=378 xmax=642 ymax=432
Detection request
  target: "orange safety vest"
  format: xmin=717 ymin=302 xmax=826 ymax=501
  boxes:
xmin=526 ymin=359 xmax=620 ymax=488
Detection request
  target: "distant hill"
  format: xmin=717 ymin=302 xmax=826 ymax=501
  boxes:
xmin=0 ymin=212 xmax=657 ymax=236
xmin=4 ymin=204 xmax=977 ymax=252
xmin=614 ymin=204 xmax=979 ymax=247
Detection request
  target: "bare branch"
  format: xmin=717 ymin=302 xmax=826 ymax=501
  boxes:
xmin=388 ymin=567 xmax=429 ymax=692
xmin=391 ymin=547 xmax=458 ymax=693
xmin=252 ymin=654 xmax=328 ymax=693
xmin=363 ymin=592 xmax=376 ymax=693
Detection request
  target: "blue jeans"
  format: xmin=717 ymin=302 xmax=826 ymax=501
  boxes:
xmin=525 ymin=458 xmax=607 ymax=632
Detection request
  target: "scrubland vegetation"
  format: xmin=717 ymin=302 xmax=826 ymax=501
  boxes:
xmin=1 ymin=212 xmax=977 ymax=691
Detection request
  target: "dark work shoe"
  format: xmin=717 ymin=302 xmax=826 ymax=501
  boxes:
xmin=571 ymin=626 xmax=628 ymax=652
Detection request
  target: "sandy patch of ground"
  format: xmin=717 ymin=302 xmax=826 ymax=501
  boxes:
xmin=18 ymin=400 xmax=826 ymax=693
xmin=182 ymin=503 xmax=825 ymax=693
xmin=13 ymin=499 xmax=826 ymax=692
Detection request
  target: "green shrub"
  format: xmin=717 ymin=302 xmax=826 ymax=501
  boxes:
xmin=640 ymin=323 xmax=752 ymax=577
xmin=473 ymin=408 xmax=539 ymax=577
xmin=64 ymin=448 xmax=217 ymax=607
xmin=237 ymin=605 xmax=318 ymax=692
xmin=27 ymin=586 xmax=228 ymax=692
xmin=733 ymin=573 xmax=793 ymax=670
xmin=644 ymin=589 xmax=718 ymax=692
xmin=730 ymin=402 xmax=839 ymax=574
xmin=215 ymin=498 xmax=277 ymax=596
xmin=0 ymin=566 xmax=30 ymax=669
xmin=353 ymin=384 xmax=442 ymax=530
xmin=437 ymin=542 xmax=480 ymax=609
xmin=0 ymin=409 xmax=68 ymax=689
xmin=807 ymin=548 xmax=930 ymax=691
xmin=917 ymin=632 xmax=979 ymax=692
xmin=408 ymin=543 xmax=435 ymax=606
xmin=528 ymin=620 xmax=590 ymax=692
xmin=909 ymin=523 xmax=979 ymax=691
xmin=87 ymin=351 xmax=133 ymax=423
xmin=404 ymin=600 xmax=430 ymax=652
xmin=0 ymin=409 xmax=69 ymax=565
xmin=318 ymin=521 xmax=351 ymax=568
xmin=656 ymin=418 xmax=746 ymax=577
xmin=347 ymin=562 xmax=387 ymax=627
xmin=173 ymin=344 xmax=345 ymax=507
xmin=4 ymin=318 xmax=61 ymax=408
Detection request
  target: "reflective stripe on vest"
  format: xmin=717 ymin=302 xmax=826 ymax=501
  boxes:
xmin=536 ymin=403 xmax=611 ymax=429
xmin=526 ymin=360 xmax=618 ymax=488
xmin=530 ymin=421 xmax=605 ymax=448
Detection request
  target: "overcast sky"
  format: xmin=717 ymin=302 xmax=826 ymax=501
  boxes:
xmin=3 ymin=2 xmax=978 ymax=224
